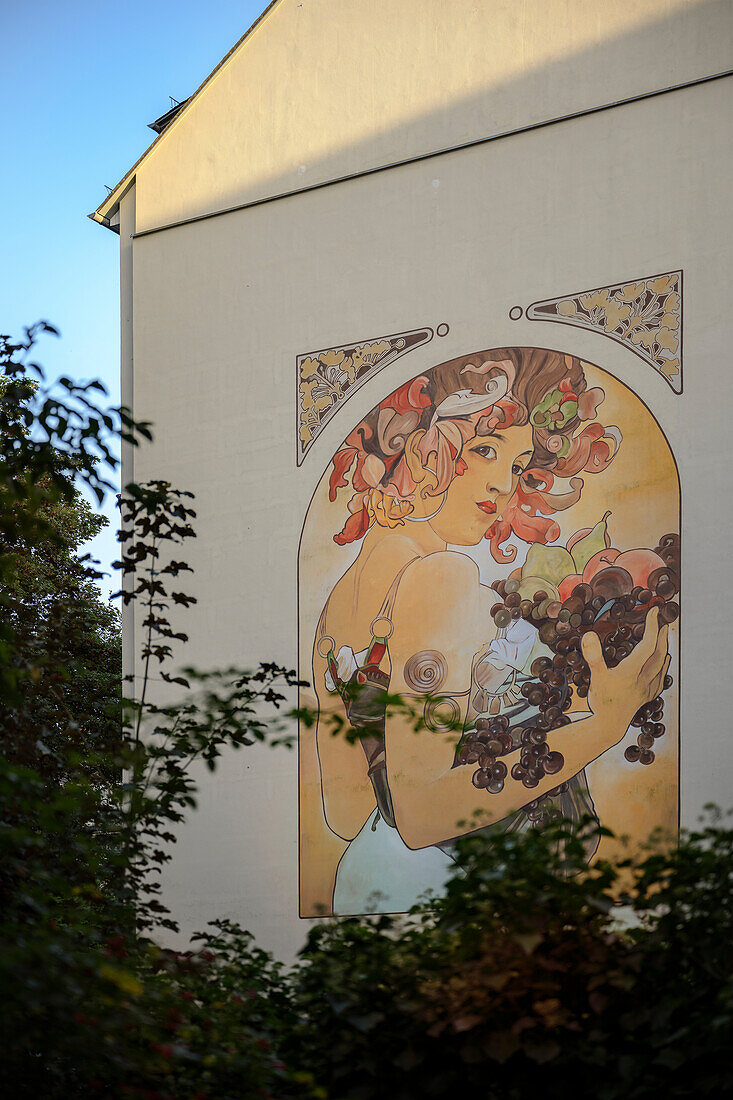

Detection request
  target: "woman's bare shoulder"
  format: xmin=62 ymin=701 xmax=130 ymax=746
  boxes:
xmin=389 ymin=551 xmax=484 ymax=688
xmin=324 ymin=533 xmax=424 ymax=631
xmin=391 ymin=551 xmax=482 ymax=638
xmin=359 ymin=531 xmax=428 ymax=575
xmin=399 ymin=549 xmax=480 ymax=591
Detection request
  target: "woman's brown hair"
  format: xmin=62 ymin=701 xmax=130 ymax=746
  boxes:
xmin=329 ymin=347 xmax=619 ymax=560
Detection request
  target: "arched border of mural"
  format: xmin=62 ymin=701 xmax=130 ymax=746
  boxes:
xmin=297 ymin=346 xmax=681 ymax=919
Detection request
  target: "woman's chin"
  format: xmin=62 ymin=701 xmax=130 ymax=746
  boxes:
xmin=431 ymin=506 xmax=502 ymax=546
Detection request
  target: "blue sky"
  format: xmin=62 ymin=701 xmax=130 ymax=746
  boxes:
xmin=1 ymin=0 xmax=267 ymax=595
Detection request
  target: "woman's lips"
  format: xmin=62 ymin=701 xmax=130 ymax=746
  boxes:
xmin=476 ymin=500 xmax=497 ymax=515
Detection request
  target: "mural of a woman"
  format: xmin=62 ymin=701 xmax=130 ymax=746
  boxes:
xmin=306 ymin=347 xmax=673 ymax=916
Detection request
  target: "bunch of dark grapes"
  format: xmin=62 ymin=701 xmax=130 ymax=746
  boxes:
xmin=457 ymin=679 xmax=570 ymax=792
xmin=457 ymin=714 xmax=513 ymax=793
xmin=458 ymin=533 xmax=679 ymax=793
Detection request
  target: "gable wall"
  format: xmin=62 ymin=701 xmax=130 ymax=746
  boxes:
xmin=129 ymin=0 xmax=733 ymax=233
xmin=115 ymin=0 xmax=733 ymax=958
xmin=128 ymin=72 xmax=731 ymax=955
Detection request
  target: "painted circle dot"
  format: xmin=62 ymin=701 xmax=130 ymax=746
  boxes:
xmin=436 ymin=323 xmax=450 ymax=337
xmin=509 ymin=306 xmax=523 ymax=320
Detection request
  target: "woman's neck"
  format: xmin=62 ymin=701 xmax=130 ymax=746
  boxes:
xmin=363 ymin=504 xmax=447 ymax=558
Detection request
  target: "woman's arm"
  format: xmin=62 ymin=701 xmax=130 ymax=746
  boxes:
xmin=385 ymin=555 xmax=669 ymax=850
xmin=314 ymin=657 xmax=377 ymax=842
xmin=313 ymin=537 xmax=428 ymax=841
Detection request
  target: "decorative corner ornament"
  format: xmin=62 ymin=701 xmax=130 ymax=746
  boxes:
xmin=297 ymin=327 xmax=434 ymax=463
xmin=523 ymin=272 xmax=682 ymax=394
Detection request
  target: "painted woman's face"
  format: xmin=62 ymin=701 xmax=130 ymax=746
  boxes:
xmin=431 ymin=422 xmax=535 ymax=546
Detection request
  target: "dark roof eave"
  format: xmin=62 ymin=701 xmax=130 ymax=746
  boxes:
xmin=148 ymin=98 xmax=190 ymax=134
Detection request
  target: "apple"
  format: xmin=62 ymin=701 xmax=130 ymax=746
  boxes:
xmin=612 ymin=549 xmax=667 ymax=589
xmin=581 ymin=548 xmax=620 ymax=584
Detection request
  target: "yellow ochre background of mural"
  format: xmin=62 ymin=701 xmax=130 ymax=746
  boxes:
xmin=299 ymin=358 xmax=679 ymax=917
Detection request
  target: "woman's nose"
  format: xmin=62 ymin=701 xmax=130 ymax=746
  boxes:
xmin=488 ymin=465 xmax=514 ymax=495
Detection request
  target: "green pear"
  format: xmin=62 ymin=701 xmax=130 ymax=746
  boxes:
xmin=570 ymin=511 xmax=613 ymax=574
xmin=522 ymin=543 xmax=576 ymax=587
xmin=516 ymin=575 xmax=561 ymax=602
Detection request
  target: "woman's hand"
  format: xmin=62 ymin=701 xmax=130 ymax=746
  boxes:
xmin=581 ymin=607 xmax=670 ymax=740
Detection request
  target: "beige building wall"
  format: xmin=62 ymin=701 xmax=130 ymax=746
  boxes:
xmin=107 ymin=0 xmax=732 ymax=957
xmin=101 ymin=0 xmax=733 ymax=234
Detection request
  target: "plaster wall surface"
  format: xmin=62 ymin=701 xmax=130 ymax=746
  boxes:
xmin=120 ymin=0 xmax=733 ymax=233
xmin=128 ymin=69 xmax=731 ymax=957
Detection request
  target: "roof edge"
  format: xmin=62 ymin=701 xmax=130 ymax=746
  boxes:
xmin=91 ymin=0 xmax=283 ymax=231
xmin=88 ymin=210 xmax=118 ymax=233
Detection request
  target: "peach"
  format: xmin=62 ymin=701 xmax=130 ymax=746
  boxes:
xmin=581 ymin=548 xmax=620 ymax=584
xmin=613 ymin=549 xmax=667 ymax=589
xmin=558 ymin=574 xmax=583 ymax=602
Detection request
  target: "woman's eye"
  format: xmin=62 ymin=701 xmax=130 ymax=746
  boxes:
xmin=473 ymin=445 xmax=497 ymax=460
xmin=512 ymin=464 xmax=525 ymax=476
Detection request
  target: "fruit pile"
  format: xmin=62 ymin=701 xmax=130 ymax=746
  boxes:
xmin=458 ymin=516 xmax=679 ymax=795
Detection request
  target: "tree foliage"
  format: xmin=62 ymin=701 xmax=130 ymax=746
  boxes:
xmin=288 ymin=815 xmax=733 ymax=1099
xmin=3 ymin=478 xmax=121 ymax=778
xmin=0 ymin=326 xmax=731 ymax=1099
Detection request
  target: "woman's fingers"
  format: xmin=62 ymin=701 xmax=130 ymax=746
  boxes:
xmin=581 ymin=630 xmax=605 ymax=672
xmin=648 ymin=652 xmax=672 ymax=702
xmin=579 ymin=610 xmax=670 ymax=709
xmin=640 ymin=622 xmax=669 ymax=685
xmin=627 ymin=608 xmax=667 ymax=683
xmin=634 ymin=606 xmax=662 ymax=663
